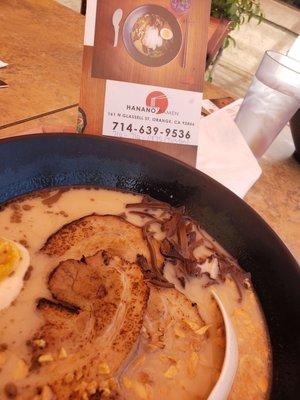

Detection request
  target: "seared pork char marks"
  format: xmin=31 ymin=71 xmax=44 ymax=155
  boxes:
xmin=41 ymin=215 xmax=162 ymax=266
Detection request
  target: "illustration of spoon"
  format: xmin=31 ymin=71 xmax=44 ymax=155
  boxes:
xmin=112 ymin=9 xmax=123 ymax=48
xmin=208 ymin=290 xmax=239 ymax=400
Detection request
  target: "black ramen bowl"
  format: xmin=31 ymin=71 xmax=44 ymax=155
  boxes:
xmin=0 ymin=134 xmax=299 ymax=399
xmin=123 ymin=5 xmax=182 ymax=67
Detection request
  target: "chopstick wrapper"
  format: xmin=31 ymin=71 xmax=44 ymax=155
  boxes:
xmin=196 ymin=110 xmax=262 ymax=198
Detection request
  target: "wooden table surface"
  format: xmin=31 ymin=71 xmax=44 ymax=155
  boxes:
xmin=0 ymin=0 xmax=299 ymax=262
xmin=0 ymin=0 xmax=84 ymax=129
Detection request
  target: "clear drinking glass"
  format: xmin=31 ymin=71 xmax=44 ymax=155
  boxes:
xmin=235 ymin=51 xmax=300 ymax=158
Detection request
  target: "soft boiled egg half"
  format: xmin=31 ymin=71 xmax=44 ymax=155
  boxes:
xmin=0 ymin=237 xmax=30 ymax=311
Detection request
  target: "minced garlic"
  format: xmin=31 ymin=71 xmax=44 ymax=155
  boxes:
xmin=183 ymin=319 xmax=201 ymax=331
xmin=164 ymin=365 xmax=178 ymax=379
xmin=38 ymin=354 xmax=54 ymax=363
xmin=33 ymin=339 xmax=46 ymax=349
xmin=58 ymin=347 xmax=67 ymax=359
xmin=98 ymin=362 xmax=110 ymax=374
xmin=195 ymin=325 xmax=211 ymax=335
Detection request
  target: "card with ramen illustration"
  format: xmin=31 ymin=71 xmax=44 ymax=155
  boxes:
xmin=80 ymin=0 xmax=211 ymax=167
xmin=91 ymin=0 xmax=209 ymax=92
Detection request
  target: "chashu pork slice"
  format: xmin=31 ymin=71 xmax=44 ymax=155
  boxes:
xmin=23 ymin=251 xmax=149 ymax=400
xmin=41 ymin=214 xmax=163 ymax=266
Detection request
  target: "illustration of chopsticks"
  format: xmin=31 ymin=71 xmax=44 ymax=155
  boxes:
xmin=181 ymin=15 xmax=189 ymax=68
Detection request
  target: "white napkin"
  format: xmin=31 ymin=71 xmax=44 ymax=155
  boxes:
xmin=196 ymin=110 xmax=262 ymax=198
xmin=288 ymin=36 xmax=300 ymax=60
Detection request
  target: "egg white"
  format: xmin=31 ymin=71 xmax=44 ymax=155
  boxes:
xmin=0 ymin=240 xmax=30 ymax=311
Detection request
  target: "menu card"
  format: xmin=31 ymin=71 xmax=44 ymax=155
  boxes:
xmin=80 ymin=0 xmax=211 ymax=166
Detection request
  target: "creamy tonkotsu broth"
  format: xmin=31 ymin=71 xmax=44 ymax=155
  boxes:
xmin=0 ymin=187 xmax=271 ymax=400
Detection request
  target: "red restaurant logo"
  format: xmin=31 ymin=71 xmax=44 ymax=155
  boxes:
xmin=146 ymin=91 xmax=169 ymax=114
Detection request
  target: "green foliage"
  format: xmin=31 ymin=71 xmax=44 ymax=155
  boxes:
xmin=210 ymin=1 xmax=264 ymax=48
xmin=211 ymin=0 xmax=264 ymax=30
